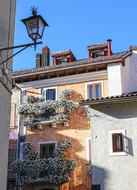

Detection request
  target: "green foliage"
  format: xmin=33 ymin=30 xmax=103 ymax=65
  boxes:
xmin=12 ymin=139 xmax=76 ymax=185
xmin=59 ymin=89 xmax=73 ymax=100
xmin=18 ymin=90 xmax=78 ymax=127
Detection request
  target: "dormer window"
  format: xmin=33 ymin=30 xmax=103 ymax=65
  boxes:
xmin=52 ymin=50 xmax=76 ymax=65
xmin=87 ymin=39 xmax=112 ymax=59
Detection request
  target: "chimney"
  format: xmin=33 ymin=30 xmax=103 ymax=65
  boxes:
xmin=107 ymin=39 xmax=112 ymax=56
xmin=36 ymin=53 xmax=42 ymax=68
xmin=42 ymin=46 xmax=50 ymax=66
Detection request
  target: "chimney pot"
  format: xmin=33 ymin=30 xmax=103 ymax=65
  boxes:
xmin=107 ymin=39 xmax=112 ymax=56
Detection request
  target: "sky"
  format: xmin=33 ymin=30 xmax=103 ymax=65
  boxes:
xmin=13 ymin=0 xmax=137 ymax=71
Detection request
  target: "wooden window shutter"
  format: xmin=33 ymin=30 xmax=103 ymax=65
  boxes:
xmin=112 ymin=133 xmax=123 ymax=152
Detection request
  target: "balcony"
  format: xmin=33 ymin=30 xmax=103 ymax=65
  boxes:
xmin=12 ymin=139 xmax=76 ymax=185
xmin=18 ymin=90 xmax=78 ymax=129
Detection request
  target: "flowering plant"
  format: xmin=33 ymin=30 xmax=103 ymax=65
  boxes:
xmin=18 ymin=90 xmax=78 ymax=127
xmin=12 ymin=139 xmax=76 ymax=185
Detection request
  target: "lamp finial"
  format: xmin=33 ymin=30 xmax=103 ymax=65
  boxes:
xmin=31 ymin=6 xmax=38 ymax=16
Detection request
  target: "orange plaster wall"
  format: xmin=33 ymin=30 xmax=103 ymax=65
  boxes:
xmin=22 ymin=79 xmax=108 ymax=190
xmin=26 ymin=107 xmax=91 ymax=190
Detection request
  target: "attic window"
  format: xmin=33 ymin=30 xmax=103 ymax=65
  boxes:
xmin=92 ymin=49 xmax=105 ymax=58
xmin=56 ymin=57 xmax=67 ymax=65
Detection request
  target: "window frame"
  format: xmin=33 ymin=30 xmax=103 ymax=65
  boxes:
xmin=39 ymin=87 xmax=57 ymax=101
xmin=109 ymin=129 xmax=127 ymax=156
xmin=85 ymin=81 xmax=104 ymax=100
xmin=38 ymin=141 xmax=57 ymax=159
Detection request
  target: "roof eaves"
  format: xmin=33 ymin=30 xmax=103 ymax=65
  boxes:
xmin=80 ymin=94 xmax=137 ymax=106
xmin=12 ymin=50 xmax=131 ymax=78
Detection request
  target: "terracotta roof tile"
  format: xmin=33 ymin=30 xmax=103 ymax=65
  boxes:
xmin=80 ymin=92 xmax=137 ymax=105
xmin=12 ymin=50 xmax=131 ymax=77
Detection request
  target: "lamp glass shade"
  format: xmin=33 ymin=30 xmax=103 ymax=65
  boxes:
xmin=22 ymin=15 xmax=48 ymax=42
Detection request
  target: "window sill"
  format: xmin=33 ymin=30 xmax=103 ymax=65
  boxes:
xmin=109 ymin=151 xmax=127 ymax=157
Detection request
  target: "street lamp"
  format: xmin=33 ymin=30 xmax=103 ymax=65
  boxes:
xmin=0 ymin=7 xmax=48 ymax=65
xmin=22 ymin=7 xmax=48 ymax=44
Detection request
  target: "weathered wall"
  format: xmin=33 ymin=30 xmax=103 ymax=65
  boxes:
xmin=90 ymin=101 xmax=137 ymax=190
xmin=0 ymin=0 xmax=16 ymax=189
xmin=26 ymin=110 xmax=91 ymax=190
xmin=15 ymin=74 xmax=108 ymax=190
xmin=0 ymin=0 xmax=16 ymax=70
xmin=24 ymin=92 xmax=91 ymax=190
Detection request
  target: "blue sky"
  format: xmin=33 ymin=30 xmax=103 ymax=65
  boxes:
xmin=13 ymin=0 xmax=137 ymax=71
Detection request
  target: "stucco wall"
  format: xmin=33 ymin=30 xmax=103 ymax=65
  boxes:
xmin=0 ymin=0 xmax=16 ymax=189
xmin=107 ymin=63 xmax=122 ymax=96
xmin=25 ymin=103 xmax=91 ymax=190
xmin=0 ymin=83 xmax=11 ymax=190
xmin=0 ymin=0 xmax=16 ymax=70
xmin=107 ymin=51 xmax=137 ymax=96
xmin=90 ymin=101 xmax=137 ymax=190
xmin=121 ymin=51 xmax=137 ymax=94
xmin=15 ymin=72 xmax=108 ymax=190
xmin=24 ymin=78 xmax=108 ymax=101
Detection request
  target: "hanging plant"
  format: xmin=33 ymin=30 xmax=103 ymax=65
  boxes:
xmin=18 ymin=89 xmax=78 ymax=127
xmin=12 ymin=139 xmax=76 ymax=185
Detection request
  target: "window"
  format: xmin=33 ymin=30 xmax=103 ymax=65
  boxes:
xmin=39 ymin=142 xmax=56 ymax=159
xmin=92 ymin=185 xmax=100 ymax=190
xmin=87 ymin=83 xmax=101 ymax=99
xmin=46 ymin=89 xmax=56 ymax=100
xmin=39 ymin=88 xmax=57 ymax=101
xmin=10 ymin=104 xmax=16 ymax=128
xmin=8 ymin=149 xmax=16 ymax=171
xmin=112 ymin=133 xmax=123 ymax=152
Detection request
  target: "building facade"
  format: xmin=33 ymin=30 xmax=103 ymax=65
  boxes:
xmin=11 ymin=39 xmax=137 ymax=190
xmin=11 ymin=40 xmax=114 ymax=190
xmin=81 ymin=47 xmax=137 ymax=190
xmin=0 ymin=1 xmax=16 ymax=190
xmin=82 ymin=94 xmax=137 ymax=190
